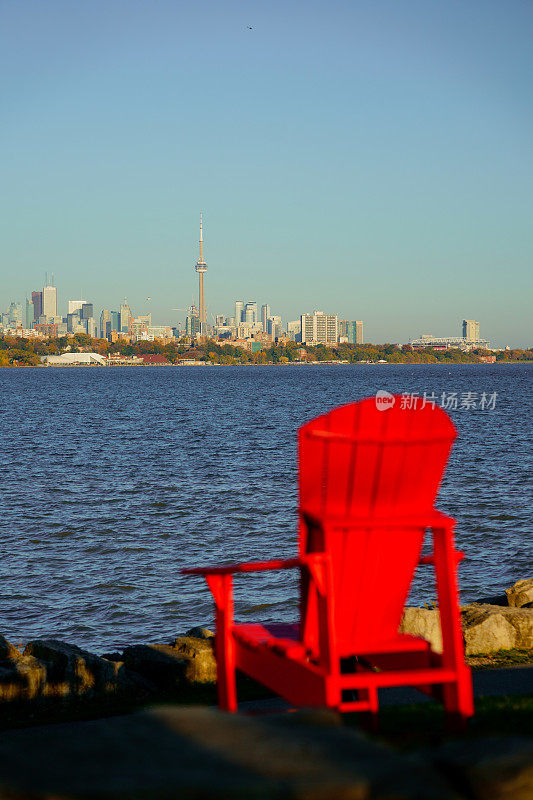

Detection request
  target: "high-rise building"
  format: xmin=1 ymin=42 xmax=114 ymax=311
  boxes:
xmin=81 ymin=303 xmax=93 ymax=320
xmin=195 ymin=213 xmax=208 ymax=335
xmin=100 ymin=309 xmax=112 ymax=339
xmin=235 ymin=301 xmax=244 ymax=325
xmin=120 ymin=299 xmax=132 ymax=333
xmin=42 ymin=284 xmax=57 ymax=319
xmin=25 ymin=299 xmax=34 ymax=329
xmin=287 ymin=320 xmax=302 ymax=342
xmin=300 ymin=311 xmax=338 ymax=344
xmin=261 ymin=304 xmax=270 ymax=332
xmin=186 ymin=303 xmax=201 ymax=337
xmin=111 ymin=311 xmax=120 ymax=332
xmin=68 ymin=299 xmax=85 ymax=314
xmin=31 ymin=291 xmax=42 ymax=321
xmin=7 ymin=302 xmax=23 ymax=325
xmin=245 ymin=302 xmax=257 ymax=326
xmin=463 ymin=320 xmax=479 ymax=341
xmin=267 ymin=315 xmax=282 ymax=340
xmin=338 ymin=320 xmax=364 ymax=344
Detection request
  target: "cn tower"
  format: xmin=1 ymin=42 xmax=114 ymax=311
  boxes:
xmin=195 ymin=213 xmax=207 ymax=335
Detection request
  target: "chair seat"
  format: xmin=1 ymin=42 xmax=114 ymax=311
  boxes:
xmin=233 ymin=623 xmax=431 ymax=662
xmin=233 ymin=623 xmax=307 ymax=659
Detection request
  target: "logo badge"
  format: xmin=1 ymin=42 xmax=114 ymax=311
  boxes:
xmin=375 ymin=390 xmax=395 ymax=411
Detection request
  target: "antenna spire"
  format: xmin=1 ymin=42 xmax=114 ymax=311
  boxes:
xmin=199 ymin=212 xmax=204 ymax=263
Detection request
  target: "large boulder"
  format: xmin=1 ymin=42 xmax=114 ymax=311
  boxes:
xmin=24 ymin=639 xmax=122 ymax=696
xmin=506 ymin=579 xmax=533 ymax=608
xmin=400 ymin=608 xmax=443 ymax=653
xmin=170 ymin=634 xmax=217 ymax=683
xmin=461 ymin=605 xmax=533 ymax=655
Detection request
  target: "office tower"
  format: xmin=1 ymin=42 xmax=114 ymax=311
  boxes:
xmin=261 ymin=304 xmax=270 ymax=332
xmin=25 ymin=299 xmax=34 ymax=328
xmin=300 ymin=311 xmax=338 ymax=344
xmin=42 ymin=283 xmax=57 ymax=319
xmin=267 ymin=315 xmax=282 ymax=340
xmin=186 ymin=303 xmax=201 ymax=337
xmin=245 ymin=302 xmax=257 ymax=326
xmin=120 ymin=299 xmax=132 ymax=333
xmin=111 ymin=311 xmax=120 ymax=332
xmin=31 ymin=291 xmax=42 ymax=321
xmin=215 ymin=314 xmax=225 ymax=326
xmin=100 ymin=309 xmax=112 ymax=339
xmin=7 ymin=302 xmax=23 ymax=325
xmin=195 ymin=213 xmax=207 ymax=335
xmin=287 ymin=320 xmax=301 ymax=341
xmin=463 ymin=320 xmax=479 ymax=341
xmin=338 ymin=320 xmax=363 ymax=344
xmin=68 ymin=299 xmax=85 ymax=314
xmin=81 ymin=303 xmax=93 ymax=320
xmin=235 ymin=301 xmax=244 ymax=325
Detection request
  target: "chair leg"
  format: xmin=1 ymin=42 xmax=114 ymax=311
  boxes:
xmin=207 ymin=574 xmax=238 ymax=713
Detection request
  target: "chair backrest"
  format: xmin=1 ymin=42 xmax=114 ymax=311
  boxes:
xmin=298 ymin=396 xmax=456 ymax=656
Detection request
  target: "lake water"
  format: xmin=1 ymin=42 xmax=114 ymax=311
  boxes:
xmin=0 ymin=364 xmax=531 ymax=651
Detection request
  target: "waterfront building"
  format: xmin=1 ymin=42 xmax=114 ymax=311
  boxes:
xmin=42 ymin=284 xmax=57 ymax=320
xmin=463 ymin=320 xmax=480 ymax=341
xmin=195 ymin=213 xmax=208 ymax=335
xmin=261 ymin=304 xmax=270 ymax=332
xmin=119 ymin=299 xmax=132 ymax=333
xmin=300 ymin=311 xmax=338 ymax=344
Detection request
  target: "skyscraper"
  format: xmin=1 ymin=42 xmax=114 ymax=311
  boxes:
xmin=100 ymin=309 xmax=112 ymax=339
xmin=68 ymin=299 xmax=85 ymax=314
xmin=463 ymin=320 xmax=479 ymax=341
xmin=25 ymin=298 xmax=34 ymax=329
xmin=261 ymin=304 xmax=270 ymax=332
xmin=235 ymin=301 xmax=244 ymax=325
xmin=42 ymin=283 xmax=57 ymax=319
xmin=120 ymin=299 xmax=132 ymax=333
xmin=245 ymin=302 xmax=257 ymax=326
xmin=195 ymin=213 xmax=207 ymax=335
xmin=31 ymin=291 xmax=42 ymax=321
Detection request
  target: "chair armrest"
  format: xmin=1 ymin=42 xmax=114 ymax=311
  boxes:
xmin=182 ymin=557 xmax=303 ymax=577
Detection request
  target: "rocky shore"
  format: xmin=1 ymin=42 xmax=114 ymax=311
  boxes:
xmin=0 ymin=579 xmax=530 ymax=799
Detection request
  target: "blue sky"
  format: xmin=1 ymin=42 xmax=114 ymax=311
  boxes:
xmin=1 ymin=0 xmax=532 ymax=346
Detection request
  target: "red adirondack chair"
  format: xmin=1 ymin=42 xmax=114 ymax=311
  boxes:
xmin=182 ymin=396 xmax=473 ymax=724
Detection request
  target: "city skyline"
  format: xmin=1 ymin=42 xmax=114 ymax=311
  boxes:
xmin=1 ymin=1 xmax=532 ymax=347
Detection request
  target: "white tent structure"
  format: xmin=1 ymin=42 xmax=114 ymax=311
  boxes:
xmin=41 ymin=353 xmax=107 ymax=366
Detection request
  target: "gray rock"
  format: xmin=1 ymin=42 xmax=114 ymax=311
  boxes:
xmin=24 ymin=639 xmax=120 ymax=696
xmin=435 ymin=736 xmax=533 ymax=800
xmin=506 ymin=579 xmax=533 ymax=609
